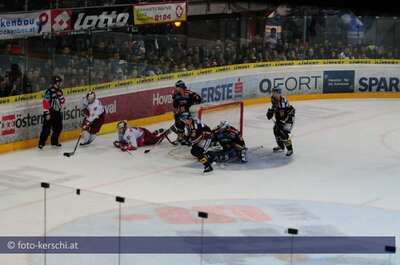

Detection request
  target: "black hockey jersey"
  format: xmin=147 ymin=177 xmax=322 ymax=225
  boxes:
xmin=172 ymin=89 xmax=202 ymax=114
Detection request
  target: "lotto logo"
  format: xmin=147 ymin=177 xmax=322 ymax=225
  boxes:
xmin=1 ymin=114 xmax=16 ymax=136
xmin=51 ymin=9 xmax=72 ymax=32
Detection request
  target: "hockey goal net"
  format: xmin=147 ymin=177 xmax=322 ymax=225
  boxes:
xmin=197 ymin=101 xmax=244 ymax=135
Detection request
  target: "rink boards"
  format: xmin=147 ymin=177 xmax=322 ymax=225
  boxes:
xmin=0 ymin=62 xmax=399 ymax=153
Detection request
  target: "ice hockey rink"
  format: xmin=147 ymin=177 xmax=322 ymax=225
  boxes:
xmin=1 ymin=98 xmax=400 ymax=265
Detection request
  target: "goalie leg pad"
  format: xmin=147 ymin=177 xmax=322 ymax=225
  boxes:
xmin=207 ymin=149 xmax=237 ymax=163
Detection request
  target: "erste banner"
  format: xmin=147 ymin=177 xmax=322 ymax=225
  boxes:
xmin=134 ymin=2 xmax=186 ymax=25
xmin=0 ymin=10 xmax=51 ymax=39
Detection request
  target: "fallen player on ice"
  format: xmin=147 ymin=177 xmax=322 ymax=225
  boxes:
xmin=113 ymin=120 xmax=168 ymax=152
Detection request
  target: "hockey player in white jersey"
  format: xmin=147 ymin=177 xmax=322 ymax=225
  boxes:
xmin=80 ymin=91 xmax=106 ymax=146
xmin=113 ymin=121 xmax=166 ymax=151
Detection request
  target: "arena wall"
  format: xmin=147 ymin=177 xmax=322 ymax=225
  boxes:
xmin=0 ymin=60 xmax=399 ymax=153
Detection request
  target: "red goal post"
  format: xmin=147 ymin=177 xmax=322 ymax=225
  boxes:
xmin=197 ymin=101 xmax=244 ymax=135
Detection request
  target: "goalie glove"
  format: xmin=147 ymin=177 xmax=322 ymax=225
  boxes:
xmin=266 ymin=108 xmax=274 ymax=120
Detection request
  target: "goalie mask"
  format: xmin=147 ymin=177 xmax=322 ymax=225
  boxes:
xmin=86 ymin=91 xmax=96 ymax=104
xmin=214 ymin=120 xmax=229 ymax=133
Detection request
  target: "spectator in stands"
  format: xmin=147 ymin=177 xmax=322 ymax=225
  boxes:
xmin=265 ymin=28 xmax=280 ymax=50
xmin=3 ymin=64 xmax=32 ymax=96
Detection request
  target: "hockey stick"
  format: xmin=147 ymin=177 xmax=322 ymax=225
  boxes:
xmin=144 ymin=130 xmax=172 ymax=153
xmin=165 ymin=133 xmax=178 ymax=146
xmin=63 ymin=134 xmax=81 ymax=157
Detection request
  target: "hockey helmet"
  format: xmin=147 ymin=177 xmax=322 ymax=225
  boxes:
xmin=86 ymin=91 xmax=96 ymax=104
xmin=117 ymin=120 xmax=127 ymax=134
xmin=272 ymin=88 xmax=282 ymax=95
xmin=52 ymin=75 xmax=63 ymax=84
xmin=214 ymin=120 xmax=229 ymax=132
xmin=175 ymin=80 xmax=187 ymax=89
xmin=179 ymin=112 xmax=191 ymax=122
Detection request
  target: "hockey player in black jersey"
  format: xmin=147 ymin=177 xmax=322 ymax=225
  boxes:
xmin=171 ymin=80 xmax=202 ymax=145
xmin=266 ymin=88 xmax=295 ymax=156
xmin=181 ymin=115 xmax=214 ymax=173
xmin=209 ymin=121 xmax=248 ymax=163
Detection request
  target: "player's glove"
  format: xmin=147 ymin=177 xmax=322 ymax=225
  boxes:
xmin=266 ymin=108 xmax=274 ymax=120
xmin=113 ymin=141 xmax=121 ymax=148
xmin=120 ymin=143 xmax=136 ymax=152
xmin=44 ymin=112 xmax=50 ymax=121
xmin=82 ymin=119 xmax=91 ymax=131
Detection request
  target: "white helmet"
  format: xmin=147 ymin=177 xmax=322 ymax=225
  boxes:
xmin=86 ymin=91 xmax=96 ymax=104
xmin=117 ymin=120 xmax=127 ymax=133
xmin=215 ymin=120 xmax=229 ymax=132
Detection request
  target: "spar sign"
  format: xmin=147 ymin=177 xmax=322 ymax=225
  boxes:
xmin=133 ymin=2 xmax=186 ymax=25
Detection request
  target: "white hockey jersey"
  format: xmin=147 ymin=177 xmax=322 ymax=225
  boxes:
xmin=83 ymin=98 xmax=105 ymax=123
xmin=119 ymin=127 xmax=144 ymax=148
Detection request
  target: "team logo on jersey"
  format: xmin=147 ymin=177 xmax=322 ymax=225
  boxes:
xmin=1 ymin=114 xmax=16 ymax=136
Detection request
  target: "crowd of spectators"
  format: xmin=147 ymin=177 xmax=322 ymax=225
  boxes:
xmin=1 ymin=32 xmax=399 ymax=97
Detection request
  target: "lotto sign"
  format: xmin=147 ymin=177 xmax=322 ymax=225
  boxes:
xmin=51 ymin=9 xmax=72 ymax=33
xmin=133 ymin=2 xmax=187 ymax=25
xmin=1 ymin=114 xmax=16 ymax=136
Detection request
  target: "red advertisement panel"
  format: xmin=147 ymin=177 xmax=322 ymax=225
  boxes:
xmin=51 ymin=9 xmax=73 ymax=33
xmin=101 ymin=86 xmax=174 ymax=123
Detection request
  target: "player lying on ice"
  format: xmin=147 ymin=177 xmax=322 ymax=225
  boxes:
xmin=208 ymin=121 xmax=248 ymax=163
xmin=80 ymin=91 xmax=106 ymax=146
xmin=113 ymin=120 xmax=168 ymax=151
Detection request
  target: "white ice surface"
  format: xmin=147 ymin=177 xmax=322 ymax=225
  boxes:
xmin=1 ymin=99 xmax=400 ymax=265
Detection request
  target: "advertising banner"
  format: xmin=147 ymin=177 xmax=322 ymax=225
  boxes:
xmin=134 ymin=2 xmax=186 ymax=25
xmin=71 ymin=5 xmax=133 ymax=32
xmin=1 ymin=63 xmax=399 ymax=145
xmin=51 ymin=9 xmax=73 ymax=33
xmin=0 ymin=10 xmax=51 ymax=39
xmin=356 ymin=68 xmax=400 ymax=92
xmin=0 ymin=86 xmax=174 ymax=144
xmin=323 ymin=70 xmax=355 ymax=93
